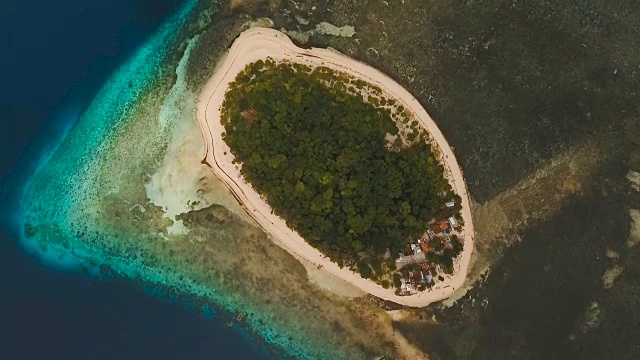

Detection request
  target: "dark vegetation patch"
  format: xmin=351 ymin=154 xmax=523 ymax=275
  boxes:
xmin=221 ymin=60 xmax=461 ymax=275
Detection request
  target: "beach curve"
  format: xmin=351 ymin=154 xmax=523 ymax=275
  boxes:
xmin=196 ymin=27 xmax=474 ymax=307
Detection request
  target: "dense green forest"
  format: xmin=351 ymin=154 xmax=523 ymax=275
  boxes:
xmin=221 ymin=59 xmax=460 ymax=277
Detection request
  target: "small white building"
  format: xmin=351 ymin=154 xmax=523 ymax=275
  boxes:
xmin=448 ymin=216 xmax=458 ymax=228
xmin=445 ymin=200 xmax=455 ymax=208
xmin=426 ymin=273 xmax=433 ymax=284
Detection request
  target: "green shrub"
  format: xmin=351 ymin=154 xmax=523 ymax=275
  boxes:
xmin=357 ymin=261 xmax=374 ymax=279
xmin=392 ymin=273 xmax=402 ymax=288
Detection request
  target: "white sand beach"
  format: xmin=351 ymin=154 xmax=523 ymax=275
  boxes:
xmin=196 ymin=27 xmax=474 ymax=307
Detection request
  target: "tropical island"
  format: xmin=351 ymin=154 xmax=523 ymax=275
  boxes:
xmin=197 ymin=27 xmax=474 ymax=306
xmin=222 ymin=60 xmax=463 ymax=284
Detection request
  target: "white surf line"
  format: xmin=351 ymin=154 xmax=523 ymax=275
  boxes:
xmin=196 ymin=27 xmax=474 ymax=307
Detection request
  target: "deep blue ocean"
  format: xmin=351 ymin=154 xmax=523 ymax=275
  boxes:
xmin=0 ymin=1 xmax=269 ymax=359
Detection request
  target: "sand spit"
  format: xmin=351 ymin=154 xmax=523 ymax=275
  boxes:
xmin=196 ymin=27 xmax=474 ymax=307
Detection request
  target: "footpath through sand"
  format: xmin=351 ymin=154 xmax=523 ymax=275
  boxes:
xmin=196 ymin=27 xmax=474 ymax=307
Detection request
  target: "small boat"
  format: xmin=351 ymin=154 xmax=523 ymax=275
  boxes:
xmin=225 ymin=321 xmax=233 ymax=328
xmin=236 ymin=312 xmax=245 ymax=322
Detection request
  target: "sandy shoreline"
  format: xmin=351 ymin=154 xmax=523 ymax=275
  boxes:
xmin=196 ymin=27 xmax=474 ymax=307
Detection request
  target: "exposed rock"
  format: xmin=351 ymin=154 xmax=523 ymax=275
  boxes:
xmin=628 ymin=170 xmax=640 ymax=192
xmin=283 ymin=21 xmax=356 ymax=43
xmin=602 ymin=265 xmax=623 ymax=289
xmin=248 ymin=17 xmax=274 ymax=29
xmin=315 ymin=22 xmax=355 ymax=37
xmin=605 ymin=249 xmax=620 ymax=260
xmin=629 ymin=209 xmax=640 ymax=248
xmin=580 ymin=302 xmax=601 ymax=333
xmin=295 ymin=15 xmax=310 ymax=25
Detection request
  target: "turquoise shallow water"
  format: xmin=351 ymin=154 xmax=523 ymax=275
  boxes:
xmin=9 ymin=0 xmax=403 ymax=357
xmin=15 ymin=0 xmax=195 ymax=270
xmin=2 ymin=1 xmax=280 ymax=359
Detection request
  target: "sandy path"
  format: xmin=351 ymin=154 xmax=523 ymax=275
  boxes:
xmin=196 ymin=27 xmax=474 ymax=307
